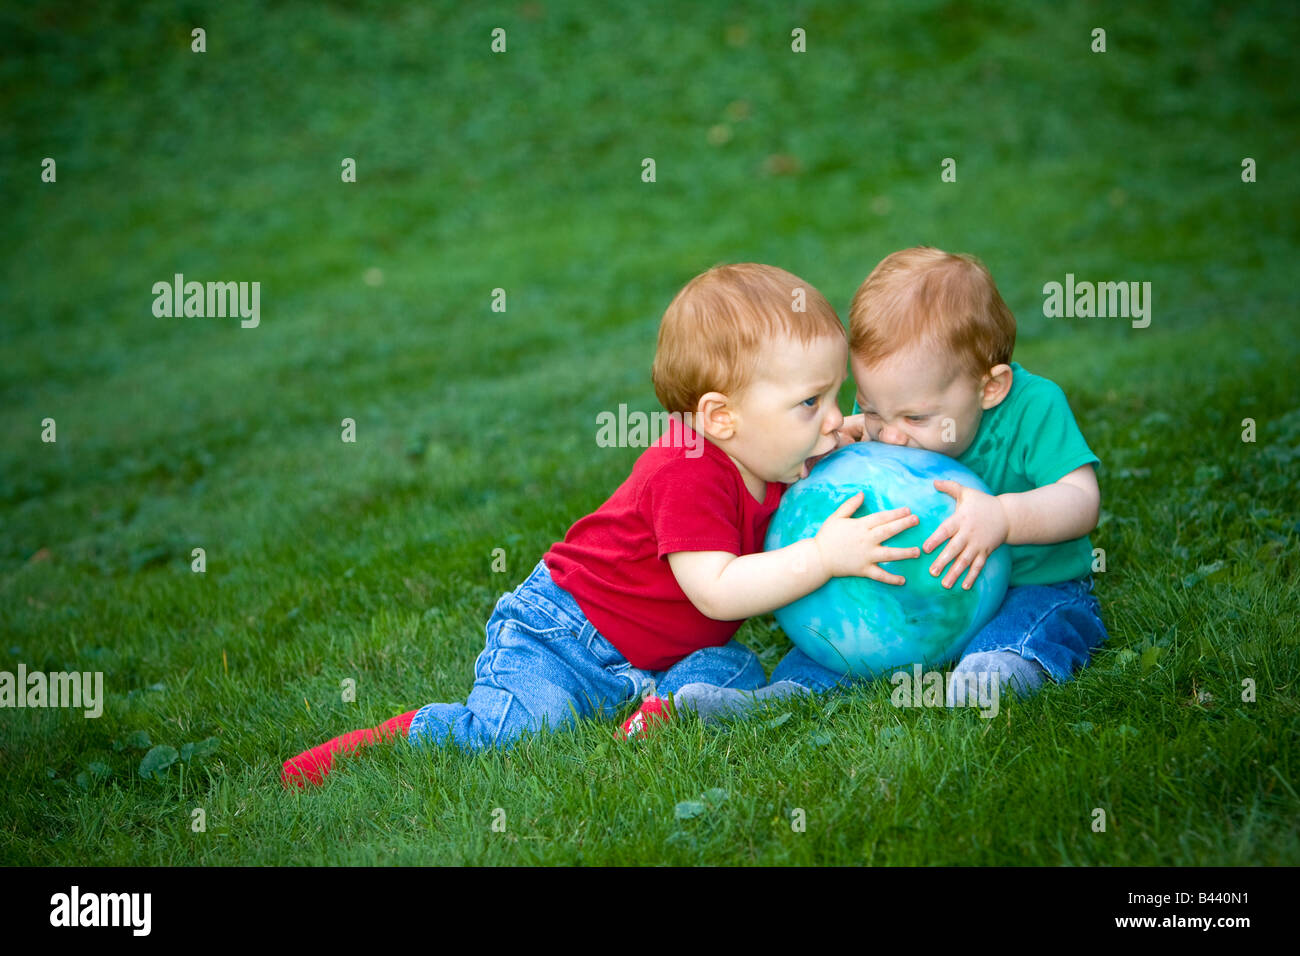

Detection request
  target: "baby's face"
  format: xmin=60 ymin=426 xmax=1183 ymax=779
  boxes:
xmin=726 ymin=333 xmax=848 ymax=486
xmin=851 ymin=346 xmax=990 ymax=457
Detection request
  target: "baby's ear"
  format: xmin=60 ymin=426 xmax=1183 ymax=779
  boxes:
xmin=694 ymin=391 xmax=736 ymax=440
xmin=981 ymin=365 xmax=1014 ymax=409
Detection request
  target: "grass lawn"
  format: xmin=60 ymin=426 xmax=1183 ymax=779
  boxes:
xmin=1 ymin=0 xmax=1297 ymax=865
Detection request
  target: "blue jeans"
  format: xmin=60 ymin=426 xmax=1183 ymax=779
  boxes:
xmin=771 ymin=577 xmax=1108 ymax=692
xmin=408 ymin=559 xmax=766 ymax=749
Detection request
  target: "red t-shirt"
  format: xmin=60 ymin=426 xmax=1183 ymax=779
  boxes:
xmin=543 ymin=416 xmax=785 ymax=670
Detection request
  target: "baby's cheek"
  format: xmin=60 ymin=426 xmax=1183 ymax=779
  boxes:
xmin=932 ymin=424 xmax=960 ymax=449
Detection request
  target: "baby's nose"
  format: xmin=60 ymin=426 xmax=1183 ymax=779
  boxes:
xmin=879 ymin=427 xmax=907 ymax=446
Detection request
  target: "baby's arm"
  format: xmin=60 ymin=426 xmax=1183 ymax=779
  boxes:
xmin=1000 ymin=464 xmax=1100 ymax=545
xmin=668 ymin=495 xmax=920 ymax=621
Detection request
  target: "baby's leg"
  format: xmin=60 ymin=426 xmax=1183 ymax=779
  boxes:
xmin=676 ymin=642 xmax=877 ymax=722
xmin=656 ymin=639 xmax=766 ymax=695
xmin=284 ymin=561 xmax=638 ymax=784
xmin=946 ymin=651 xmax=1046 ymax=706
xmin=651 ymin=639 xmax=797 ymax=724
xmin=409 ymin=573 xmax=637 ymax=750
xmin=947 ymin=577 xmax=1108 ymax=707
xmin=282 ymin=710 xmax=419 ymax=788
xmin=771 ymin=645 xmax=862 ymax=694
xmin=658 ymin=643 xmax=851 ymax=724
xmin=670 ymin=680 xmax=812 ymax=723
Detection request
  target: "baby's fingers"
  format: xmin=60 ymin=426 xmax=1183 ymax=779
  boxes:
xmin=863 ymin=564 xmax=908 ymax=587
xmin=869 ymin=512 xmax=920 ymax=541
xmin=876 ymin=545 xmax=921 ymax=564
xmin=922 ymin=520 xmax=954 ymax=554
xmin=960 ymin=555 xmax=986 ymax=591
xmin=840 ymin=413 xmax=866 ymax=440
xmin=829 ymin=492 xmax=866 ymax=520
xmin=859 ymin=505 xmax=911 ymax=524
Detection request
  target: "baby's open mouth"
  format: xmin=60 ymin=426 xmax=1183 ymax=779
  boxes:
xmin=800 ymin=447 xmax=836 ymax=479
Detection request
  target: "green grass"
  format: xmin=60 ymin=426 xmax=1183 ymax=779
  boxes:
xmin=1 ymin=0 xmax=1298 ymax=865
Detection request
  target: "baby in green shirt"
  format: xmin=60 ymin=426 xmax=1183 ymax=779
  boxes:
xmin=665 ymin=246 xmax=1109 ymax=721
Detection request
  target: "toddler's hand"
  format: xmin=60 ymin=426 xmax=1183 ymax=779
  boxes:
xmin=922 ymin=481 xmax=1009 ymax=590
xmin=836 ymin=414 xmax=867 ymax=446
xmin=814 ymin=493 xmax=920 ymax=585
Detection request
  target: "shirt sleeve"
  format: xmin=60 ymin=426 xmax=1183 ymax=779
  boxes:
xmin=642 ymin=457 xmax=744 ymax=558
xmin=1017 ymin=377 xmax=1101 ymax=485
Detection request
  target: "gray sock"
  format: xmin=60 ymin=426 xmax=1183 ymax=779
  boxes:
xmin=946 ymin=650 xmax=1048 ymax=707
xmin=672 ymin=680 xmax=811 ymax=724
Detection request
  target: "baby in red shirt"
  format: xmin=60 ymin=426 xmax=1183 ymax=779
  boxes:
xmin=282 ymin=264 xmax=919 ymax=785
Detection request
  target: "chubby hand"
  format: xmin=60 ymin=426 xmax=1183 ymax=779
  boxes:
xmin=922 ymin=480 xmax=1009 ymax=590
xmin=836 ymin=413 xmax=867 ymax=446
xmin=814 ymin=492 xmax=921 ymax=585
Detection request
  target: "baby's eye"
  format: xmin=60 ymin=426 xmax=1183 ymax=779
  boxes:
xmin=863 ymin=411 xmax=880 ymax=418
xmin=802 ymin=396 xmax=819 ymax=408
xmin=906 ymin=416 xmax=928 ymax=423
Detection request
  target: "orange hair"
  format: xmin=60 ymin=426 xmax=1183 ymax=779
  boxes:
xmin=652 ymin=263 xmax=845 ymax=414
xmin=849 ymin=247 xmax=1016 ymax=382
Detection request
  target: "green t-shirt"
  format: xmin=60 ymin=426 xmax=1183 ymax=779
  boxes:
xmin=852 ymin=362 xmax=1100 ymax=585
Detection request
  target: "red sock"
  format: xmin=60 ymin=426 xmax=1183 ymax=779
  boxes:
xmin=281 ymin=709 xmax=418 ymax=788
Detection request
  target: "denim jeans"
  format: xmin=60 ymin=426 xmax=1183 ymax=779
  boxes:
xmin=408 ymin=558 xmax=766 ymax=749
xmin=771 ymin=576 xmax=1108 ymax=693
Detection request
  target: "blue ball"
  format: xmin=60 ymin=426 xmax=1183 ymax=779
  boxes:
xmin=764 ymin=442 xmax=1010 ymax=678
